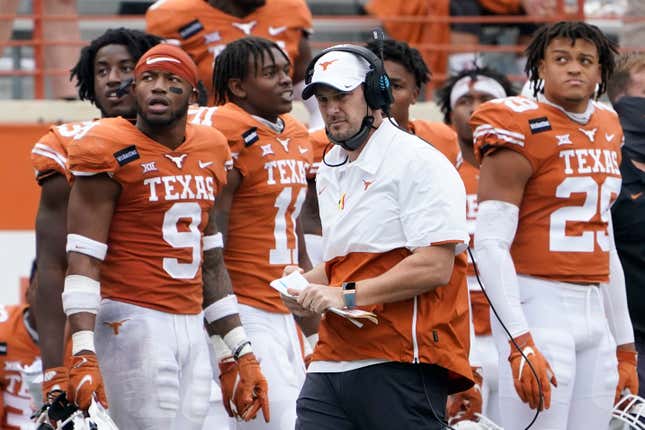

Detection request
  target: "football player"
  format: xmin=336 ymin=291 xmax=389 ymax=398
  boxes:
xmin=145 ymin=0 xmax=322 ymax=128
xmin=30 ymin=28 xmax=162 ymax=406
xmin=302 ymin=38 xmax=462 ymax=267
xmin=0 ymin=262 xmax=40 ymax=429
xmin=472 ymin=21 xmax=635 ymax=429
xmin=63 ymin=44 xmax=268 ymax=429
xmin=436 ymin=66 xmax=515 ymax=424
xmin=189 ymin=36 xmax=312 ymax=429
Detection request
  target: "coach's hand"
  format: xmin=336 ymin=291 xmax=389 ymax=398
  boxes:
xmin=68 ymin=352 xmax=108 ymax=410
xmin=235 ymin=353 xmax=270 ymax=423
xmin=509 ymin=332 xmax=557 ymax=411
xmin=446 ymin=366 xmax=483 ymax=423
xmin=294 ymin=285 xmax=343 ymax=314
xmin=615 ymin=346 xmax=638 ymax=405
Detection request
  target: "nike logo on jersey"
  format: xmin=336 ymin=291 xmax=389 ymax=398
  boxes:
xmin=276 ymin=137 xmax=290 ymax=152
xmin=268 ymin=25 xmax=287 ymax=36
xmin=578 ymin=127 xmax=597 ymax=143
xmin=73 ymin=357 xmax=88 ymax=369
xmin=232 ymin=21 xmax=257 ymax=35
xmin=198 ymin=160 xmax=213 ymax=168
xmin=261 ymin=144 xmax=274 ymax=157
xmin=605 ymin=133 xmax=615 ymax=142
xmin=298 ymin=146 xmax=309 ymax=154
xmin=165 ymin=153 xmax=187 ymax=169
xmin=556 ymin=134 xmax=572 ymax=146
xmin=631 ymin=192 xmax=643 ymax=200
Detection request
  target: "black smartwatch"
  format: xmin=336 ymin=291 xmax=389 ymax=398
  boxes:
xmin=342 ymin=282 xmax=356 ymax=309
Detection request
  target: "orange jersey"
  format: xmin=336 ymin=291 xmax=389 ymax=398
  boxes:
xmin=309 ymin=121 xmax=460 ymax=171
xmin=67 ymin=117 xmax=231 ymax=314
xmin=0 ymin=305 xmax=40 ymax=430
xmin=30 ymin=121 xmax=97 ymax=184
xmin=409 ymin=119 xmax=461 ymax=167
xmin=189 ymin=103 xmax=313 ymax=313
xmin=145 ymin=0 xmax=312 ymax=98
xmin=472 ymin=97 xmax=623 ymax=284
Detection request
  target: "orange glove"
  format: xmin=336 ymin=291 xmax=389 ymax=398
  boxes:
xmin=508 ymin=332 xmax=557 ymax=411
xmin=42 ymin=366 xmax=70 ymax=403
xmin=68 ymin=353 xmax=108 ymax=410
xmin=218 ymin=356 xmax=238 ymax=418
xmin=234 ymin=353 xmax=270 ymax=422
xmin=446 ymin=366 xmax=483 ymax=423
xmin=615 ymin=349 xmax=638 ymax=405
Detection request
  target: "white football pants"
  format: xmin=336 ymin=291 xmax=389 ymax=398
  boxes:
xmin=95 ymin=299 xmax=211 ymax=430
xmin=492 ymin=276 xmax=618 ymax=430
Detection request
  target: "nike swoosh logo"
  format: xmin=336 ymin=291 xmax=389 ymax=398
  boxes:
xmin=605 ymin=133 xmax=615 ymax=141
xmin=631 ymin=192 xmax=643 ymax=200
xmin=73 ymin=356 xmax=88 ymax=369
xmin=75 ymin=374 xmax=93 ymax=395
xmin=268 ymin=26 xmax=287 ymax=36
xmin=146 ymin=56 xmax=180 ymax=65
xmin=298 ymin=146 xmax=308 ymax=154
xmin=198 ymin=160 xmax=213 ymax=168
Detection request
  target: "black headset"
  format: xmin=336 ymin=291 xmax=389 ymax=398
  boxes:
xmin=304 ymin=44 xmax=394 ymax=114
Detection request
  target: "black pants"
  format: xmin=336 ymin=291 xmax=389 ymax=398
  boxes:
xmin=296 ymin=362 xmax=449 ymax=430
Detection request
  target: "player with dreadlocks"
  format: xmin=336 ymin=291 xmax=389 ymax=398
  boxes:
xmin=470 ymin=21 xmax=635 ymax=429
xmin=30 ymin=28 xmax=160 ymax=411
xmin=190 ymin=36 xmax=312 ymax=430
xmin=436 ymin=66 xmax=514 ymax=427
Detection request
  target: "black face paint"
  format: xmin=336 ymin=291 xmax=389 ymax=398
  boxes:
xmin=169 ymin=86 xmax=183 ymax=95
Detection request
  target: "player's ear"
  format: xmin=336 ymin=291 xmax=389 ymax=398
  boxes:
xmin=227 ymin=78 xmax=246 ymax=99
xmin=537 ymin=59 xmax=545 ymax=80
xmin=411 ymin=85 xmax=420 ymax=105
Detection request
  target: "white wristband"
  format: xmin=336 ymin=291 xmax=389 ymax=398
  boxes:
xmin=72 ymin=330 xmax=95 ymax=355
xmin=66 ymin=234 xmax=108 ymax=261
xmin=203 ymin=295 xmax=238 ymax=324
xmin=223 ymin=326 xmax=253 ymax=360
xmin=209 ymin=335 xmax=232 ymax=361
xmin=203 ymin=233 xmax=223 ymax=251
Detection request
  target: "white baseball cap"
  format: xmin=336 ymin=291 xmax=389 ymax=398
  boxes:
xmin=302 ymin=50 xmax=372 ymax=100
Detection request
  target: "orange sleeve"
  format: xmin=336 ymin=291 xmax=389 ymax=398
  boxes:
xmin=204 ymin=127 xmax=233 ymax=189
xmin=145 ymin=2 xmax=180 ymax=39
xmin=31 ymin=127 xmax=69 ymax=184
xmin=67 ymin=126 xmax=121 ymax=177
xmin=470 ymin=99 xmax=539 ymax=172
xmin=210 ymin=114 xmax=253 ymax=177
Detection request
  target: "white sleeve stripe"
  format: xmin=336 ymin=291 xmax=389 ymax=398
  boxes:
xmin=31 ymin=149 xmax=67 ymax=171
xmin=473 ymin=129 xmax=525 ymax=147
xmin=71 ymin=170 xmax=101 ymax=176
xmin=33 ymin=143 xmax=68 ymax=163
xmin=474 ymin=124 xmax=525 ymax=140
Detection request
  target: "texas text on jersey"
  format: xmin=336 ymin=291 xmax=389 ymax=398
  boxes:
xmin=67 ymin=117 xmax=232 ymax=314
xmin=146 ymin=0 xmax=312 ymax=98
xmin=190 ymin=103 xmax=313 ymax=313
xmin=471 ymin=96 xmax=623 ymax=284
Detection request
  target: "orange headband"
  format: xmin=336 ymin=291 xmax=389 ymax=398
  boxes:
xmin=135 ymin=43 xmax=198 ymax=88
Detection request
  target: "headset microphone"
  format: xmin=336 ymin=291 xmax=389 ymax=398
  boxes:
xmin=115 ymin=78 xmax=134 ymax=98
